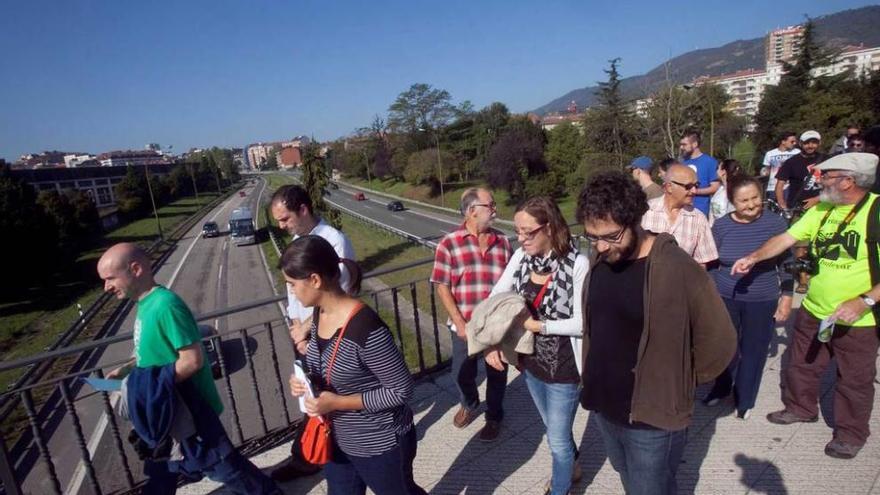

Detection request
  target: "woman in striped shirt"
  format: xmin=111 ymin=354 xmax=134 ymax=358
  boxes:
xmin=704 ymin=176 xmax=793 ymax=420
xmin=285 ymin=235 xmax=426 ymax=495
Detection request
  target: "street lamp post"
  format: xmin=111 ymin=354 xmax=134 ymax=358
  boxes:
xmin=419 ymin=128 xmax=445 ymax=206
xmin=137 ymin=161 xmax=163 ymax=241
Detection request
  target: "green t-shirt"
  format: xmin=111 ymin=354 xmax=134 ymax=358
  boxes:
xmin=134 ymin=286 xmax=224 ymax=414
xmin=787 ymin=193 xmax=878 ymax=326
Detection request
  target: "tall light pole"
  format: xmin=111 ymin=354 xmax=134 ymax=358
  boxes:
xmin=419 ymin=127 xmax=444 ymax=206
xmin=135 ymin=160 xmax=163 ymax=241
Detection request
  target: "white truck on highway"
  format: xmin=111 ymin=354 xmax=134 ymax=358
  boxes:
xmin=228 ymin=207 xmax=256 ymax=246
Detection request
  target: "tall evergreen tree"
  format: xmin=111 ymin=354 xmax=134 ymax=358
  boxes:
xmin=583 ymin=58 xmax=637 ymax=168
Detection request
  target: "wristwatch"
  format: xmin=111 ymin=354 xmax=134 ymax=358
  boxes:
xmin=860 ymin=294 xmax=876 ymax=307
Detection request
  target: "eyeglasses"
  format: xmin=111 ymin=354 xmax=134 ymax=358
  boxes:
xmin=819 ymin=171 xmax=852 ymax=181
xmin=581 ymin=226 xmax=627 ymax=245
xmin=669 ymin=180 xmax=700 ymax=191
xmin=472 ymin=201 xmax=497 ymax=210
xmin=515 ymin=224 xmax=546 ymax=241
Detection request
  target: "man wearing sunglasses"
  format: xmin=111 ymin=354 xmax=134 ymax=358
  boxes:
xmin=731 ymin=153 xmax=880 ymax=460
xmin=641 ymin=164 xmax=718 ymax=266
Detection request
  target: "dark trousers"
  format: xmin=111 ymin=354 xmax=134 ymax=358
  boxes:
xmin=709 ymin=298 xmax=777 ymax=412
xmin=783 ymin=308 xmax=880 ymax=446
xmin=144 ymin=450 xmax=280 ymax=495
xmin=324 ymin=428 xmax=427 ymax=495
xmin=450 ymin=332 xmax=508 ymax=421
xmin=595 ymin=413 xmax=687 ymax=495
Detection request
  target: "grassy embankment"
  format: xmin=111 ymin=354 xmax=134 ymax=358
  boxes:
xmin=257 ymin=174 xmax=447 ymax=370
xmin=0 ymin=192 xmax=221 ymax=390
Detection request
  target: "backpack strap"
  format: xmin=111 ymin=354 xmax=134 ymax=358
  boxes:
xmin=865 ymin=196 xmax=880 ymax=325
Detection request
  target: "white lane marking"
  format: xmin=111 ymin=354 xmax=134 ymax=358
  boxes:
xmin=254 ymin=178 xmax=289 ymax=319
xmin=67 ymin=189 xmax=242 ymax=495
xmin=218 ymin=264 xmax=223 ymax=281
xmin=167 ymin=199 xmax=235 ymax=288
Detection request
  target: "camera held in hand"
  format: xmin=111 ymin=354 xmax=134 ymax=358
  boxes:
xmin=782 ymin=255 xmax=818 ymax=276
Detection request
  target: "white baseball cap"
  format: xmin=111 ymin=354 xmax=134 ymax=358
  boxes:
xmin=800 ymin=130 xmax=821 ymax=142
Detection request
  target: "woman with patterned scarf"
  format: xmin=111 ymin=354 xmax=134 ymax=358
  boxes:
xmin=486 ymin=196 xmax=588 ymax=495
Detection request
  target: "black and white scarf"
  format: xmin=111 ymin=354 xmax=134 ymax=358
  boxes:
xmin=513 ymin=243 xmax=576 ymax=320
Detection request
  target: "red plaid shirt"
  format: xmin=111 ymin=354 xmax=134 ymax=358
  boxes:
xmin=431 ymin=224 xmax=511 ymax=324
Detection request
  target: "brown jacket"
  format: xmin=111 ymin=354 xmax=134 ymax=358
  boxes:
xmin=580 ymin=233 xmax=736 ymax=431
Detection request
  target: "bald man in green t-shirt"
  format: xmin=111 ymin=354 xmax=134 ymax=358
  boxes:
xmin=98 ymin=243 xmax=279 ymax=494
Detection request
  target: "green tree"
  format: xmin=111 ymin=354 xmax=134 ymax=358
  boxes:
xmin=115 ymin=166 xmax=148 ymax=216
xmin=484 ymin=117 xmax=548 ymax=200
xmin=263 ymin=145 xmax=280 ymax=170
xmin=0 ymin=164 xmax=58 ymax=283
xmin=387 ymin=83 xmax=456 ymax=136
xmin=583 ymin=58 xmax=638 ymax=168
xmin=403 ymin=148 xmax=457 ymax=190
xmin=301 ymin=144 xmax=341 ymax=228
xmin=544 ymin=122 xmax=585 ymax=193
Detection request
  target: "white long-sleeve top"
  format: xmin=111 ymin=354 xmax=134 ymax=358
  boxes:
xmin=489 ymin=247 xmax=588 ymax=375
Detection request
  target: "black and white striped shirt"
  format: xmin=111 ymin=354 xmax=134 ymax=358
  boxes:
xmin=305 ymin=305 xmax=414 ymax=457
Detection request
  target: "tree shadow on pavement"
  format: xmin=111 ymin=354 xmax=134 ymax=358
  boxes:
xmin=734 ymin=452 xmax=788 ymax=494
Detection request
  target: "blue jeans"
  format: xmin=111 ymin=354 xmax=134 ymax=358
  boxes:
xmin=144 ymin=451 xmax=281 ymax=494
xmin=594 ymin=413 xmax=687 ymax=495
xmin=524 ymin=370 xmax=580 ymax=495
xmin=709 ymin=298 xmax=777 ymax=412
xmin=451 ymin=331 xmax=508 ymax=421
xmin=324 ymin=428 xmax=426 ymax=495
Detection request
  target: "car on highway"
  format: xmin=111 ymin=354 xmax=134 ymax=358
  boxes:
xmin=198 ymin=324 xmax=223 ymax=378
xmin=329 ymin=182 xmax=339 ymax=190
xmin=386 ymin=201 xmax=405 ymax=212
xmin=354 ymin=192 xmax=366 ymax=201
xmin=239 ymin=190 xmax=246 ymax=197
xmin=201 ymin=221 xmax=220 ymax=238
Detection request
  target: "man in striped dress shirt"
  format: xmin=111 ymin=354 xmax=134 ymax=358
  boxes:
xmin=431 ymin=187 xmax=512 ymax=442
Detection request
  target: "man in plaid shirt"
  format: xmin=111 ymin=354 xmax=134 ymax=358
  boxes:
xmin=641 ymin=164 xmax=718 ymax=266
xmin=432 ymin=187 xmax=512 ymax=442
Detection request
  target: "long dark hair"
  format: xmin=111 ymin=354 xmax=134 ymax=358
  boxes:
xmin=516 ymin=196 xmax=571 ymax=257
xmin=278 ymin=235 xmax=362 ymax=294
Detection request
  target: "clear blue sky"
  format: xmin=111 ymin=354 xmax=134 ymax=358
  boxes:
xmin=0 ymin=0 xmax=873 ymax=161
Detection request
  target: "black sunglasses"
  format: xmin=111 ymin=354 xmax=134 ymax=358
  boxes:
xmin=669 ymin=179 xmax=700 ymax=191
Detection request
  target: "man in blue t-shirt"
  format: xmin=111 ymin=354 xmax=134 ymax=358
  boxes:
xmin=680 ymin=130 xmax=720 ymax=217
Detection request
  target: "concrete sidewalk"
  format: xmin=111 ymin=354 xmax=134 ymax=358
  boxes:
xmin=182 ymin=323 xmax=880 ymax=495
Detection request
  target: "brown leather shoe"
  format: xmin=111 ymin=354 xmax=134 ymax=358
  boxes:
xmin=270 ymin=459 xmax=321 ymax=482
xmin=478 ymin=420 xmax=501 ymax=442
xmin=453 ymin=406 xmax=479 ymax=429
xmin=766 ymin=409 xmax=818 ymax=425
xmin=825 ymin=439 xmax=862 ymax=459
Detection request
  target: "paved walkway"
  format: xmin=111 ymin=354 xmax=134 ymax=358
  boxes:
xmin=182 ymin=319 xmax=880 ymax=495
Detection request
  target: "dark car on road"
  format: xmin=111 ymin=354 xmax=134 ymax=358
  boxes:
xmin=199 ymin=324 xmax=223 ymax=378
xmin=386 ymin=201 xmax=405 ymax=212
xmin=201 ymin=221 xmax=220 ymax=238
xmin=239 ymin=190 xmax=246 ymax=197
xmin=354 ymin=192 xmax=366 ymax=201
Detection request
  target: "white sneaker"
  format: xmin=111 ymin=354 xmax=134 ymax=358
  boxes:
xmin=737 ymin=409 xmax=752 ymax=420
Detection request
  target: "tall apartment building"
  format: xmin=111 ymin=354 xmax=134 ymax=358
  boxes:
xmin=766 ymin=25 xmax=804 ymax=67
xmin=694 ymin=23 xmax=880 ymax=121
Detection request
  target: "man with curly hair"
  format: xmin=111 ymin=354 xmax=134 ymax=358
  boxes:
xmin=575 ymin=171 xmax=736 ymax=495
